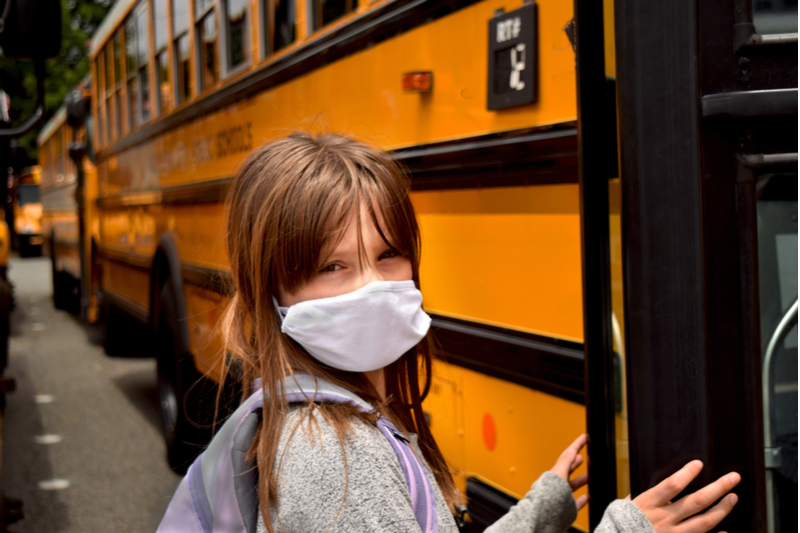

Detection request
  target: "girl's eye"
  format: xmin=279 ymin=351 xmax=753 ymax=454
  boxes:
xmin=379 ymin=250 xmax=401 ymax=260
xmin=320 ymin=263 xmax=342 ymax=273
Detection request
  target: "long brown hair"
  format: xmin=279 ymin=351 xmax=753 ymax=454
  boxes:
xmin=220 ymin=132 xmax=460 ymax=531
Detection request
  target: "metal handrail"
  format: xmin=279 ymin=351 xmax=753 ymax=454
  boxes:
xmin=762 ymin=298 xmax=797 ymax=533
xmin=762 ymin=298 xmax=798 ymax=450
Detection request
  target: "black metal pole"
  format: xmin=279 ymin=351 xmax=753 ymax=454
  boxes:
xmin=573 ymin=0 xmax=618 ymax=527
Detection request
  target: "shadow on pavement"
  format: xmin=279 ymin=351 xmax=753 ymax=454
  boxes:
xmin=112 ymin=367 xmax=163 ymax=436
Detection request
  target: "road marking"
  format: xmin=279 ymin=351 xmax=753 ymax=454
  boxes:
xmin=34 ymin=394 xmax=54 ymax=404
xmin=38 ymin=479 xmax=70 ymax=491
xmin=34 ymin=434 xmax=63 ymax=444
xmin=29 ymin=323 xmax=46 ymax=332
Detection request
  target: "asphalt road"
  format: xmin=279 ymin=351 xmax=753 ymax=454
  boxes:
xmin=2 ymin=255 xmax=182 ymax=532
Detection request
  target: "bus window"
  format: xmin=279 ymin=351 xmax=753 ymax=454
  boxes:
xmin=312 ymin=0 xmax=355 ymax=31
xmin=195 ymin=0 xmax=218 ymax=92
xmin=53 ymin=125 xmax=62 ymax=179
xmin=263 ymin=0 xmax=295 ymax=57
xmin=173 ymin=0 xmax=191 ymax=104
xmin=225 ymin=0 xmax=249 ymax=72
xmin=136 ymin=2 xmax=151 ymax=124
xmin=756 ymin=172 xmax=798 ymax=532
xmin=154 ymin=0 xmax=170 ymax=114
xmin=96 ymin=54 xmax=106 ymax=146
xmin=105 ymin=43 xmax=114 ymax=143
xmin=113 ymin=32 xmax=123 ymax=138
xmin=753 ymin=0 xmax=798 ymax=34
xmin=125 ymin=15 xmax=138 ymax=130
xmin=39 ymin=141 xmax=48 ymax=182
xmin=17 ymin=184 xmax=40 ymax=205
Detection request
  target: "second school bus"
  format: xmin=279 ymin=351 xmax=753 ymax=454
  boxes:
xmin=47 ymin=0 xmax=796 ymax=529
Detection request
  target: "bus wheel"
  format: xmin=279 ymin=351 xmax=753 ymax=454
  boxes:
xmin=155 ymin=280 xmax=203 ymax=474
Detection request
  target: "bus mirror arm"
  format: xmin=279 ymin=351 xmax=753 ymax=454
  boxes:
xmin=0 ymin=57 xmax=45 ymax=138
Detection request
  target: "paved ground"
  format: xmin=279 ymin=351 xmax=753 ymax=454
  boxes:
xmin=2 ymin=255 xmax=181 ymax=532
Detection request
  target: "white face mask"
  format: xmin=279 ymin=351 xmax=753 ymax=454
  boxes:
xmin=276 ymin=280 xmax=431 ymax=372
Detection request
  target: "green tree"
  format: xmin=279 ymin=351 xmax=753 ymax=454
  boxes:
xmin=0 ymin=0 xmax=111 ymax=164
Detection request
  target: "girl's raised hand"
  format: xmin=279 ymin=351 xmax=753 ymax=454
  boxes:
xmin=631 ymin=460 xmax=740 ymax=533
xmin=550 ymin=434 xmax=589 ymax=510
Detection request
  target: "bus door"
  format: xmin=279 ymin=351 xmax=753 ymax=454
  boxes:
xmin=572 ymin=0 xmax=798 ymax=531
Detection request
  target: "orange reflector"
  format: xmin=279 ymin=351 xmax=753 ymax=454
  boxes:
xmin=402 ymin=71 xmax=433 ymax=93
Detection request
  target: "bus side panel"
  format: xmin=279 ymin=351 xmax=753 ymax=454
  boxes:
xmin=42 ymin=180 xmax=81 ymax=278
xmin=424 ymin=360 xmax=589 ymax=530
xmin=184 ymin=286 xmax=228 ymax=381
xmin=411 ymin=184 xmax=583 ymax=343
xmin=98 ymin=200 xmax=230 ymax=373
xmin=102 ymin=261 xmax=151 ymax=312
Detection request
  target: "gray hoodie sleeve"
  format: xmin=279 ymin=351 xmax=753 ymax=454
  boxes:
xmin=595 ymin=500 xmax=656 ymax=533
xmin=484 ymin=471 xmax=577 ymax=533
xmin=485 ymin=471 xmax=655 ymax=533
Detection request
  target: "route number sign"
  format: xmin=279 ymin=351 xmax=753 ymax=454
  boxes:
xmin=487 ymin=3 xmax=537 ymax=110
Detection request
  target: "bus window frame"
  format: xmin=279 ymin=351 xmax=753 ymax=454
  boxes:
xmin=194 ymin=0 xmax=220 ymax=94
xmin=307 ymin=0 xmax=356 ymax=36
xmin=260 ymin=0 xmax=296 ymax=60
xmin=124 ymin=12 xmax=140 ymax=131
xmin=220 ymin=0 xmax=252 ymax=78
xmin=172 ymin=0 xmax=193 ymax=106
xmin=139 ymin=0 xmax=155 ymax=127
xmin=105 ymin=43 xmax=116 ymax=144
xmin=153 ymin=0 xmax=172 ymax=116
xmin=732 ymin=0 xmax=798 ymax=49
xmin=97 ymin=53 xmax=106 ymax=148
xmin=113 ymin=31 xmax=124 ymax=139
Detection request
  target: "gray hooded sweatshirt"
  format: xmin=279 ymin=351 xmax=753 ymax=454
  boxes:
xmin=257 ymin=406 xmax=655 ymax=533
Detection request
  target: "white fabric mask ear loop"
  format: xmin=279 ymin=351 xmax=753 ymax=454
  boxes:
xmin=272 ymin=295 xmax=288 ymax=319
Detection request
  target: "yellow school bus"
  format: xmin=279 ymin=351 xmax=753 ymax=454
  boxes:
xmin=84 ymin=0 xmax=799 ymax=527
xmin=14 ymin=166 xmax=44 ymax=257
xmin=85 ymin=0 xmax=624 ymax=528
xmin=38 ymin=83 xmax=100 ymax=319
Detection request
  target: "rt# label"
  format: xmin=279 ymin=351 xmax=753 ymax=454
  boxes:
xmin=487 ymin=3 xmax=537 ymax=110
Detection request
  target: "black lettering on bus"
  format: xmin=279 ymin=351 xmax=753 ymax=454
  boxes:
xmin=216 ymin=122 xmax=254 ymax=158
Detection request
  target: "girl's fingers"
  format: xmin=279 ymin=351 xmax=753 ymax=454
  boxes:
xmin=551 ymin=434 xmax=588 ymax=479
xmin=674 ymin=493 xmax=738 ymax=533
xmin=569 ymin=473 xmax=589 ymax=491
xmin=575 ymin=494 xmax=589 ymax=511
xmin=673 ymin=472 xmax=741 ymax=519
xmin=569 ymin=453 xmax=584 ymax=473
xmin=568 ymin=434 xmax=588 ymax=455
xmin=645 ymin=460 xmax=703 ymax=506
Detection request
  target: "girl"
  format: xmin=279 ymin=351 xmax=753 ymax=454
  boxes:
xmin=159 ymin=132 xmax=740 ymax=533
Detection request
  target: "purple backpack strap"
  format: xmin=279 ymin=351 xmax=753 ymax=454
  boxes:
xmin=157 ymin=374 xmax=438 ymax=533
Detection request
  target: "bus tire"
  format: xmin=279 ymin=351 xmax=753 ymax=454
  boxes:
xmin=155 ymin=280 xmax=204 ymax=474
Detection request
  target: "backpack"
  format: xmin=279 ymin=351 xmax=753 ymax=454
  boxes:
xmin=156 ymin=373 xmax=440 ymax=533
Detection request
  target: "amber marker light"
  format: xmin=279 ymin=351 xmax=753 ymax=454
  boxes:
xmin=402 ymin=72 xmax=433 ymax=93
